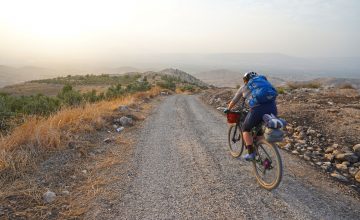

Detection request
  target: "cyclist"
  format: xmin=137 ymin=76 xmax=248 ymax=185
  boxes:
xmin=224 ymin=72 xmax=278 ymax=161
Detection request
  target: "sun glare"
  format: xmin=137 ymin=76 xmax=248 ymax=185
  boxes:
xmin=0 ymin=0 xmax=135 ymax=41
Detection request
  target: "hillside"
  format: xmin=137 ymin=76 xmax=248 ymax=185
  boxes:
xmin=0 ymin=69 xmax=208 ymax=97
xmin=193 ymin=69 xmax=286 ymax=87
xmin=0 ymin=65 xmax=57 ymax=88
xmin=0 ymin=65 xmax=142 ymax=88
xmin=159 ymin=68 xmax=208 ymax=87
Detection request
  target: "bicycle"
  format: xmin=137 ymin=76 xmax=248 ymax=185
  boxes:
xmin=226 ymin=108 xmax=283 ymax=190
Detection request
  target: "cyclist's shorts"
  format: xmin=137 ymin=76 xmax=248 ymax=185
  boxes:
xmin=242 ymin=101 xmax=277 ymax=132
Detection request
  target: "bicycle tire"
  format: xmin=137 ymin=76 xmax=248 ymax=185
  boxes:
xmin=252 ymin=139 xmax=283 ymax=190
xmin=228 ymin=124 xmax=244 ymax=158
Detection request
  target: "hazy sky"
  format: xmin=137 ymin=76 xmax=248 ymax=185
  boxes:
xmin=0 ymin=0 xmax=359 ymax=66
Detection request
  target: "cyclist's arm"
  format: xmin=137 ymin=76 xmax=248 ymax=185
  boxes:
xmin=228 ymin=86 xmax=244 ymax=109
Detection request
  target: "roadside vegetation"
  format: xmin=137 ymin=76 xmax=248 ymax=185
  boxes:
xmin=156 ymin=75 xmax=206 ymax=92
xmin=31 ymin=73 xmax=142 ymax=86
xmin=0 ymin=86 xmax=162 ymax=218
xmin=276 ymin=87 xmax=286 ymax=94
xmin=0 ymin=86 xmax=161 ymax=176
xmin=0 ymin=81 xmax=151 ymax=133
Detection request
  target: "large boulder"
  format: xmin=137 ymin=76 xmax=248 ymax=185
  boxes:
xmin=118 ymin=105 xmax=130 ymax=112
xmin=325 ymin=144 xmax=338 ymax=153
xmin=335 ymin=152 xmax=358 ymax=163
xmin=331 ymin=172 xmax=348 ymax=182
xmin=114 ymin=116 xmax=134 ymax=127
xmin=353 ymin=144 xmax=360 ymax=156
xmin=349 ymin=167 xmax=359 ymax=177
xmin=335 ymin=163 xmax=348 ymax=172
xmin=43 ymin=191 xmax=56 ymax=203
xmin=321 ymin=162 xmax=332 ymax=171
xmin=119 ymin=116 xmax=133 ymax=126
xmin=355 ymin=170 xmax=360 ymax=183
xmin=324 ymin=153 xmax=335 ymax=162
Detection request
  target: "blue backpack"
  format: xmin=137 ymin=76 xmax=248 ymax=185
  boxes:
xmin=247 ymin=75 xmax=277 ymax=107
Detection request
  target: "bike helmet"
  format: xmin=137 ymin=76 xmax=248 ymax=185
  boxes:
xmin=243 ymin=71 xmax=258 ymax=83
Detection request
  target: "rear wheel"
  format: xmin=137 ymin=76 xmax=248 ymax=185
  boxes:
xmin=228 ymin=124 xmax=244 ymax=158
xmin=252 ymin=139 xmax=282 ymax=190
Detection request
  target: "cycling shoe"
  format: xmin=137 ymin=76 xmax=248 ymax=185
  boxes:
xmin=244 ymin=152 xmax=256 ymax=161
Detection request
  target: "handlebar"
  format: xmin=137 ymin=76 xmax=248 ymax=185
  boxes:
xmin=217 ymin=106 xmax=248 ymax=114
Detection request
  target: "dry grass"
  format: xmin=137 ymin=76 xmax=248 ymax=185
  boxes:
xmin=338 ymin=83 xmax=355 ymax=89
xmin=0 ymin=86 xmax=162 ymax=178
xmin=0 ymin=86 xmax=161 ymax=219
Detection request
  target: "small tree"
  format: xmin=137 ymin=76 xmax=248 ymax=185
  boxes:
xmin=57 ymin=84 xmax=83 ymax=106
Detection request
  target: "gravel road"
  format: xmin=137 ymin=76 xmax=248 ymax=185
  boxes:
xmin=94 ymin=95 xmax=360 ymax=219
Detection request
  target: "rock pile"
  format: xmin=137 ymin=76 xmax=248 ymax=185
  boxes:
xmin=206 ymin=89 xmax=233 ymax=107
xmin=112 ymin=105 xmax=135 ymax=133
xmin=282 ymin=124 xmax=360 ymax=183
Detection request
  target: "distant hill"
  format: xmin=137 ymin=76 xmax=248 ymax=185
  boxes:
xmin=112 ymin=53 xmax=360 ymax=79
xmin=1 ymin=68 xmax=209 ymax=96
xmin=0 ymin=65 xmax=144 ymax=88
xmin=159 ymin=68 xmax=208 ymax=87
xmin=0 ymin=65 xmax=58 ymax=88
xmin=194 ymin=69 xmax=286 ymax=87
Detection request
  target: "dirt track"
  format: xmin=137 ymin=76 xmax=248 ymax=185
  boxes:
xmin=89 ymin=95 xmax=360 ymax=219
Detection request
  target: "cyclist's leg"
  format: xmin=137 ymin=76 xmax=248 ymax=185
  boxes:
xmin=242 ymin=110 xmax=263 ymax=160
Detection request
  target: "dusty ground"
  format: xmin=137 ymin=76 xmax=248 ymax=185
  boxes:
xmin=86 ymin=95 xmax=360 ymax=219
xmin=277 ymin=88 xmax=360 ymax=147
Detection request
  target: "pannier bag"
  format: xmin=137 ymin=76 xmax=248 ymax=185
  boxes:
xmin=263 ymin=114 xmax=287 ymax=129
xmin=264 ymin=127 xmax=284 ymax=143
xmin=262 ymin=114 xmax=286 ymax=142
xmin=227 ymin=112 xmax=240 ymax=123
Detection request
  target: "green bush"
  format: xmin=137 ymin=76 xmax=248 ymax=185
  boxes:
xmin=180 ymin=85 xmax=196 ymax=92
xmin=276 ymin=87 xmax=286 ymax=94
xmin=22 ymin=94 xmax=60 ymax=115
xmin=125 ymin=81 xmax=151 ymax=93
xmin=83 ymin=89 xmax=101 ymax=103
xmin=157 ymin=81 xmax=176 ymax=91
xmin=0 ymin=92 xmax=61 ymax=131
xmin=57 ymin=84 xmax=83 ymax=106
xmin=106 ymin=84 xmax=124 ymax=99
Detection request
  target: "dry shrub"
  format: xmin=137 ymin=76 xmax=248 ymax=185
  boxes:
xmin=338 ymin=83 xmax=355 ymax=89
xmin=0 ymin=87 xmax=161 ymax=177
xmin=287 ymin=82 xmax=321 ymax=89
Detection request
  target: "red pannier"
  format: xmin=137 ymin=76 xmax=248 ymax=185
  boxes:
xmin=227 ymin=112 xmax=240 ymax=123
